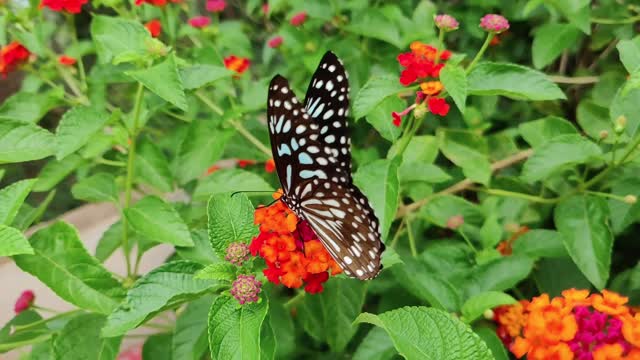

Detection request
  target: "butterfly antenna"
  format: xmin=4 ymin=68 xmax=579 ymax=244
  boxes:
xmin=230 ymin=190 xmax=275 ymax=197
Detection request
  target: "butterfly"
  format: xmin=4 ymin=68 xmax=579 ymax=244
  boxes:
xmin=266 ymin=51 xmax=385 ymax=280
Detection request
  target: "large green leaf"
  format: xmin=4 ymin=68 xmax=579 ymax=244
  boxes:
xmin=126 ymin=54 xmax=187 ymax=111
xmin=102 ymin=261 xmax=218 ymax=336
xmin=91 ymin=15 xmax=151 ymax=64
xmin=474 ymin=327 xmax=509 ymax=360
xmin=208 ymin=296 xmax=269 ymax=360
xmin=467 ymin=62 xmax=566 ymax=100
xmin=0 ymin=179 xmax=36 ymax=225
xmin=439 ymin=64 xmax=467 ymax=114
xmin=464 ymin=255 xmax=534 ymax=297
xmin=13 ymin=222 xmax=123 ymax=314
xmin=354 ymin=307 xmax=493 ymax=360
xmin=180 ymin=64 xmax=234 ymax=90
xmin=576 ymin=101 xmax=616 ymax=144
xmin=53 ymin=314 xmax=122 ymax=360
xmin=0 ymin=120 xmax=56 ymax=163
xmin=299 ymin=278 xmax=366 ymax=352
xmin=0 ymin=91 xmax=63 ymax=124
xmin=511 ymin=229 xmax=568 ymax=259
xmin=124 ymin=195 xmax=194 ymax=247
xmin=460 ymin=291 xmax=516 ymax=324
xmin=55 ymin=107 xmax=110 ymax=160
xmin=33 ymin=154 xmax=85 ymax=192
xmin=353 ymin=76 xmax=405 ymax=120
xmin=518 ymin=116 xmax=578 ymax=148
xmin=534 ymin=257 xmax=593 ymax=297
xmin=194 ymin=169 xmax=274 ymax=201
xmin=353 ymin=327 xmax=397 ymax=360
xmin=135 ymin=139 xmax=174 ymax=193
xmin=346 ymin=10 xmax=402 ymax=48
xmin=421 ymin=195 xmax=484 ymax=228
xmin=617 ymin=36 xmax=640 ymax=73
xmin=143 ymin=333 xmax=172 ymax=360
xmin=174 ymin=121 xmax=234 ymax=184
xmin=0 ymin=225 xmax=33 ymax=256
xmin=521 ymin=134 xmax=602 ymax=183
xmin=173 ymin=295 xmax=213 ymax=360
xmin=365 ymin=96 xmax=404 ymax=142
xmin=609 ymin=174 xmax=640 ymax=233
xmin=353 ymin=157 xmax=400 ymax=240
xmin=0 ymin=310 xmax=51 ymax=353
xmin=71 ymin=173 xmax=118 ymax=203
xmin=532 ymin=23 xmax=581 ymax=69
xmin=207 ymin=193 xmax=257 ymax=258
xmin=554 ymin=195 xmax=613 ymax=289
xmin=176 ymin=229 xmax=220 ymax=265
xmin=438 ymin=129 xmax=491 ymax=185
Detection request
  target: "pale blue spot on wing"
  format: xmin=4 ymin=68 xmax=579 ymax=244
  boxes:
xmin=291 ymin=138 xmax=299 ymax=151
xmin=312 ymin=103 xmax=325 ymax=118
xmin=277 ymin=143 xmax=291 ymax=156
xmin=275 ymin=115 xmax=285 ymax=133
xmin=300 ymin=169 xmax=328 ymax=179
xmin=298 ymin=152 xmax=313 ymax=164
xmin=286 ymin=165 xmax=292 ymax=190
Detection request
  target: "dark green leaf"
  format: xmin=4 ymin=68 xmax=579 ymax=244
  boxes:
xmin=126 ymin=54 xmax=188 ymax=111
xmin=53 ymin=314 xmax=122 ymax=360
xmin=135 ymin=139 xmax=174 ymax=193
xmin=353 ymin=76 xmax=405 ymax=120
xmin=438 ymin=129 xmax=491 ymax=185
xmin=91 ymin=15 xmax=151 ymax=64
xmin=55 ymin=107 xmax=110 ymax=160
xmin=0 ymin=120 xmax=56 ymax=163
xmin=440 ymin=65 xmax=467 ymax=114
xmin=172 ymin=295 xmax=213 ymax=360
xmin=180 ymin=64 xmax=234 ymax=90
xmin=174 ymin=121 xmax=233 ymax=184
xmin=33 ymin=154 xmax=85 ymax=192
xmin=207 ymin=193 xmax=257 ymax=258
xmin=532 ymin=23 xmax=581 ymax=69
xmin=0 ymin=91 xmax=62 ymax=123
xmin=609 ymin=175 xmax=640 ymax=233
xmin=518 ymin=116 xmax=578 ymax=148
xmin=464 ymin=255 xmax=534 ymax=297
xmin=124 ymin=195 xmax=194 ymax=247
xmin=353 ymin=327 xmax=397 ymax=360
xmin=71 ymin=173 xmax=118 ymax=203
xmin=474 ymin=327 xmax=509 ymax=360
xmin=194 ymin=169 xmax=273 ymax=201
xmin=577 ymin=101 xmax=616 ymax=144
xmin=460 ymin=291 xmax=516 ymax=324
xmin=534 ymin=257 xmax=592 ymax=297
xmin=143 ymin=333 xmax=172 ymax=360
xmin=610 ymin=87 xmax=640 ymax=137
xmin=512 ymin=229 xmax=568 ymax=258
xmin=365 ymin=96 xmax=404 ymax=142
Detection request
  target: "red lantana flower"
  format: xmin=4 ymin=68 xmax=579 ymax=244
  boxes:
xmin=41 ymin=0 xmax=88 ymax=13
xmin=0 ymin=42 xmax=30 ymax=78
xmin=58 ymin=55 xmax=77 ymax=66
xmin=14 ymin=290 xmax=35 ymax=313
xmin=265 ymin=159 xmax=276 ymax=173
xmin=290 ymin=11 xmax=307 ymax=26
xmin=268 ymin=36 xmax=283 ymax=48
xmin=145 ymin=19 xmax=162 ymax=38
xmin=188 ymin=16 xmax=211 ymax=29
xmin=427 ymin=97 xmax=450 ymax=116
xmin=397 ymin=41 xmax=450 ymax=86
xmin=135 ymin=0 xmax=181 ymax=6
xmin=237 ymin=159 xmax=256 ymax=168
xmin=206 ymin=0 xmax=226 ymax=12
xmin=224 ymin=55 xmax=250 ymax=75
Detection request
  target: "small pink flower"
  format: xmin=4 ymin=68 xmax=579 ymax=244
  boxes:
xmin=206 ymin=0 xmax=225 ymax=12
xmin=480 ymin=14 xmax=509 ymax=33
xmin=188 ymin=16 xmax=211 ymax=29
xmin=446 ymin=215 xmax=464 ymax=230
xmin=435 ymin=14 xmax=459 ymax=32
xmin=14 ymin=290 xmax=35 ymax=313
xmin=261 ymin=3 xmax=269 ymax=15
xmin=268 ymin=36 xmax=283 ymax=48
xmin=290 ymin=11 xmax=307 ymax=26
xmin=230 ymin=274 xmax=262 ymax=305
xmin=225 ymin=242 xmax=250 ymax=266
xmin=390 ymin=103 xmax=416 ymax=127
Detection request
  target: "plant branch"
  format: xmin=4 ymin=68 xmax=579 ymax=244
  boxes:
xmin=466 ymin=33 xmax=494 ymax=75
xmin=548 ymin=75 xmax=599 ymax=84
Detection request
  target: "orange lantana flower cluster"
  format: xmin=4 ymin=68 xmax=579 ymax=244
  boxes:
xmin=494 ymin=289 xmax=640 ymax=360
xmin=249 ymin=191 xmax=342 ymax=294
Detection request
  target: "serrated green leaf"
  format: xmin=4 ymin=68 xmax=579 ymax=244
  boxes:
xmin=353 ymin=157 xmax=400 ymax=240
xmin=609 ymin=174 xmax=640 ymax=233
xmin=102 ymin=261 xmax=218 ymax=336
xmin=534 ymin=257 xmax=592 ymax=297
xmin=194 ymin=263 xmax=237 ymax=281
xmin=180 ymin=64 xmax=234 ymax=90
xmin=610 ymin=87 xmax=640 ymax=137
xmin=512 ymin=229 xmax=568 ymax=259
xmin=13 ymin=222 xmax=123 ymax=314
xmin=617 ymin=36 xmax=640 ymax=74
xmin=461 ymin=291 xmax=516 ymax=324
xmin=91 ymin=15 xmax=151 ymax=64
xmin=126 ymin=54 xmax=187 ymax=111
xmin=0 ymin=120 xmax=56 ymax=163
xmin=353 ymin=327 xmax=397 ymax=360
xmin=365 ymin=96 xmax=404 ymax=142
xmin=346 ymin=10 xmax=402 ymax=48
xmin=207 ymin=193 xmax=258 ymax=258
xmin=71 ymin=173 xmax=118 ymax=203
xmin=464 ymin=255 xmax=534 ymax=297
xmin=0 ymin=179 xmax=36 ymax=225
xmin=299 ymin=278 xmax=366 ymax=352
xmin=354 ymin=307 xmax=493 ymax=360
xmin=440 ymin=65 xmax=467 ymax=113
xmin=467 ymin=62 xmax=566 ymax=100
xmin=172 ymin=295 xmax=213 ymax=360
xmin=176 ymin=230 xmax=220 ymax=265
xmin=53 ymin=314 xmax=122 ymax=360
xmin=518 ymin=116 xmax=578 ymax=148
xmin=421 ymin=195 xmax=484 ymax=227
xmin=194 ymin=169 xmax=274 ymax=201
xmin=0 ymin=225 xmax=33 ymax=256
xmin=577 ymin=101 xmax=617 ymax=144
xmin=124 ymin=195 xmax=194 ymax=247
xmin=55 ymin=107 xmax=110 ymax=160
xmin=0 ymin=310 xmax=51 ymax=353
xmin=555 ymin=195 xmax=613 ymax=289
xmin=521 ymin=134 xmax=602 ymax=183
xmin=135 ymin=139 xmax=174 ymax=193
xmin=208 ymin=295 xmax=268 ymax=360
xmin=175 ymin=121 xmax=234 ymax=184
xmin=353 ymin=76 xmax=405 ymax=120
xmin=438 ymin=129 xmax=491 ymax=185
xmin=0 ymin=91 xmax=62 ymax=124
xmin=33 ymin=154 xmax=85 ymax=192
xmin=474 ymin=326 xmax=509 ymax=360
xmin=532 ymin=23 xmax=581 ymax=69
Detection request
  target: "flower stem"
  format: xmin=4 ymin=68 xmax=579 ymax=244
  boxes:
xmin=12 ymin=310 xmax=82 ymax=332
xmin=580 ymin=132 xmax=640 ymax=191
xmin=585 ymin=190 xmax=633 ymax=203
xmin=434 ymin=28 xmax=445 ymax=65
xmin=591 ymin=15 xmax=640 ymax=24
xmin=0 ymin=334 xmax=52 ymax=352
xmin=405 ymin=217 xmax=418 ymax=257
xmin=67 ymin=14 xmax=87 ymax=92
xmin=466 ymin=33 xmax=495 ymax=75
xmin=459 ymin=229 xmax=478 ymax=254
xmin=474 ymin=187 xmax=560 ymax=204
xmin=121 ymin=83 xmax=145 ymax=278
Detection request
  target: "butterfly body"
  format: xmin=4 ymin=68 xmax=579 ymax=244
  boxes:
xmin=267 ymin=51 xmax=384 ymax=280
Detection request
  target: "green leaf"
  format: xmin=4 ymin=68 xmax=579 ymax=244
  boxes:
xmin=554 ymin=195 xmax=613 ymax=289
xmin=521 ymin=134 xmax=602 ymax=183
xmin=135 ymin=139 xmax=174 ymax=193
xmin=71 ymin=173 xmax=118 ymax=203
xmin=399 ymin=135 xmax=439 ymax=164
xmin=194 ymin=263 xmax=237 ymax=282
xmin=126 ymin=54 xmax=188 ymax=111
xmin=0 ymin=179 xmax=36 ymax=225
xmin=421 ymin=195 xmax=484 ymax=227
xmin=617 ymin=37 xmax=640 ymax=73
xmin=467 ymin=62 xmax=566 ymax=101
xmin=438 ymin=129 xmax=491 ymax=185
xmin=208 ymin=295 xmax=268 ymax=360
xmin=532 ymin=23 xmax=581 ymax=69
xmin=0 ymin=225 xmax=33 ymax=256
xmin=0 ymin=119 xmax=56 ymax=163
xmin=534 ymin=258 xmax=592 ymax=297
xmin=172 ymin=295 xmax=213 ymax=360
xmin=207 ymin=193 xmax=258 ymax=258
xmin=175 ymin=121 xmax=234 ymax=184
xmin=353 ymin=76 xmax=405 ymax=120
xmin=194 ymin=169 xmax=274 ymax=201
xmin=365 ymin=96 xmax=404 ymax=142
xmin=33 ymin=154 xmax=85 ymax=192
xmin=609 ymin=175 xmax=640 ymax=233
xmin=512 ymin=229 xmax=568 ymax=258
xmin=53 ymin=314 xmax=122 ymax=360
xmin=268 ymin=300 xmax=295 ymax=359
xmin=577 ymin=101 xmax=616 ymax=144
xmin=125 ymin=195 xmax=193 ymax=247
xmin=474 ymin=327 xmax=510 ymax=360
xmin=346 ymin=10 xmax=402 ymax=48
xmin=518 ymin=116 xmax=578 ymax=148
xmin=460 ymin=291 xmax=516 ymax=324
xmin=299 ymin=278 xmax=366 ymax=352
xmin=13 ymin=222 xmax=123 ymax=314
xmin=55 ymin=107 xmax=110 ymax=160
xmin=0 ymin=310 xmax=51 ymax=353
xmin=353 ymin=157 xmax=400 ymax=240
xmin=353 ymin=327 xmax=397 ymax=360
xmin=143 ymin=333 xmax=172 ymax=360
xmin=95 ymin=221 xmax=126 ymax=262
xmin=180 ymin=64 xmax=235 ymax=90
xmin=11 ymin=190 xmax=56 ymax=231
xmin=439 ymin=65 xmax=467 ymax=114
xmin=354 ymin=307 xmax=493 ymax=360
xmin=102 ymin=261 xmax=218 ymax=336
xmin=610 ymin=87 xmax=640 ymax=137
xmin=0 ymin=91 xmax=62 ymax=123
xmin=176 ymin=229 xmax=220 ymax=265
xmin=91 ymin=15 xmax=151 ymax=64
xmin=464 ymin=255 xmax=534 ymax=297
xmin=479 ymin=214 xmax=502 ymax=248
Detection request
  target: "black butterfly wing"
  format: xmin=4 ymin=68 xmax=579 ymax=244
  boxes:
xmin=303 ymin=51 xmax=352 ymax=181
xmin=293 ymin=179 xmax=384 ymax=280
